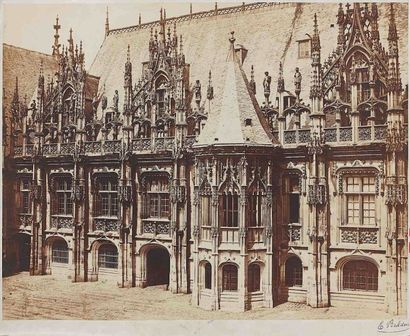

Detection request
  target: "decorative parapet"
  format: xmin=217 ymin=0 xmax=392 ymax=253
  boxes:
xmin=19 ymin=214 xmax=33 ymax=227
xmin=307 ymin=177 xmax=327 ymax=205
xmin=93 ymin=217 xmax=120 ymax=232
xmin=184 ymin=135 xmax=196 ymax=149
xmin=287 ymin=223 xmax=302 ymax=242
xmin=340 ymin=226 xmax=378 ymax=244
xmin=51 ymin=216 xmax=74 ymax=229
xmin=142 ymin=220 xmax=170 ymax=235
xmin=108 ymin=2 xmax=288 ymax=36
xmin=60 ymin=142 xmax=75 ymax=155
xmin=132 ymin=138 xmax=151 ymax=151
xmin=283 ymin=129 xmax=311 ymax=145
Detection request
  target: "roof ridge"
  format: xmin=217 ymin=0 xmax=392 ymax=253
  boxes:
xmin=107 ymin=2 xmax=295 ymax=36
xmin=3 ymin=43 xmax=54 ymax=59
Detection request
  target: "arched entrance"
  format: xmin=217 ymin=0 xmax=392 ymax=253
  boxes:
xmin=146 ymin=247 xmax=170 ymax=287
xmin=17 ymin=234 xmax=31 ymax=272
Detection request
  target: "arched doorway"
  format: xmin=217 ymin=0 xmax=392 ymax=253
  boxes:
xmin=146 ymin=247 xmax=170 ymax=287
xmin=17 ymin=234 xmax=31 ymax=272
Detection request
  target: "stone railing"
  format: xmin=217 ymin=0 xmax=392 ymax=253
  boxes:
xmin=60 ymin=143 xmax=75 ymax=155
xmin=26 ymin=144 xmax=35 ymax=156
xmin=14 ymin=146 xmax=23 ymax=156
xmin=287 ymin=223 xmax=302 ymax=242
xmin=132 ymin=138 xmax=151 ymax=151
xmin=184 ymin=135 xmax=196 ymax=148
xmin=51 ymin=216 xmax=74 ymax=229
xmin=93 ymin=217 xmax=120 ymax=232
xmin=84 ymin=141 xmax=102 ymax=154
xmin=154 ymin=137 xmax=175 ymax=151
xmin=103 ymin=140 xmax=122 ymax=153
xmin=108 ymin=2 xmax=287 ymax=35
xmin=283 ymin=129 xmax=311 ymax=145
xmin=142 ymin=220 xmax=170 ymax=235
xmin=340 ymin=226 xmax=378 ymax=245
xmin=19 ymin=214 xmax=33 ymax=227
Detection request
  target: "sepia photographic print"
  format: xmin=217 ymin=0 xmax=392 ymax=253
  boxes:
xmin=1 ymin=0 xmax=409 ymax=334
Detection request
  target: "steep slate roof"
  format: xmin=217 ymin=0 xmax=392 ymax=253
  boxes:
xmin=3 ymin=43 xmax=58 ymax=117
xmin=89 ymin=3 xmax=408 ymax=122
xmin=195 ymin=35 xmax=273 ymax=147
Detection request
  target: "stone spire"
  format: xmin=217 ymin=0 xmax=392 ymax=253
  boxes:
xmin=124 ymin=45 xmax=133 ymax=113
xmin=52 ymin=15 xmax=61 ymax=57
xmin=68 ymin=28 xmax=74 ymax=57
xmin=195 ymin=32 xmax=273 ymax=147
xmin=249 ymin=65 xmax=256 ymax=95
xmin=277 ymin=62 xmax=284 ymax=94
xmin=387 ymin=4 xmax=401 ymax=102
xmin=309 ymin=13 xmax=323 ymax=108
xmin=105 ymin=7 xmax=110 ymax=37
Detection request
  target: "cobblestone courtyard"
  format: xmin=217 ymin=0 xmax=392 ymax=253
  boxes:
xmin=2 ymin=273 xmax=394 ymax=320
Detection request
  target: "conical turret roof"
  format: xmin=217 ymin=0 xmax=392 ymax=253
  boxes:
xmin=194 ymin=33 xmax=275 ymax=147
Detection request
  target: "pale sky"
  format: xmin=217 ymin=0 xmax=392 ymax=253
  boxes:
xmin=3 ymin=1 xmax=239 ymax=69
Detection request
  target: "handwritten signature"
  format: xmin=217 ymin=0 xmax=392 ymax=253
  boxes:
xmin=378 ymin=319 xmax=410 ymax=334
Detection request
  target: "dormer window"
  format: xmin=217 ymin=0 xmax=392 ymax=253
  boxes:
xmin=298 ymin=39 xmax=310 ymax=59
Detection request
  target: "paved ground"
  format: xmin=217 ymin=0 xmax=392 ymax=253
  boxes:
xmin=3 ymin=272 xmax=393 ymax=320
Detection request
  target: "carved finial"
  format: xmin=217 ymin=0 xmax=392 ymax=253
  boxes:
xmin=388 ymin=3 xmax=398 ymax=43
xmin=249 ymin=65 xmax=256 ymax=95
xmin=277 ymin=62 xmax=285 ymax=93
xmin=180 ymin=34 xmax=183 ymax=53
xmin=263 ymin=71 xmax=271 ymax=104
xmin=229 ymin=31 xmax=235 ymax=44
xmin=294 ymin=67 xmax=302 ymax=98
xmin=127 ymin=44 xmax=130 ymax=62
xmin=207 ymin=70 xmax=214 ymax=100
xmin=194 ymin=79 xmax=202 ymax=107
xmin=190 ymin=3 xmax=193 ymax=16
xmin=52 ymin=15 xmax=61 ymax=56
xmin=139 ymin=13 xmax=142 ymax=26
xmin=105 ymin=7 xmax=109 ymax=37
xmin=215 ymin=2 xmax=218 ymax=13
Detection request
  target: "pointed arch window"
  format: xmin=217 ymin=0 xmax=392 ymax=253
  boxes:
xmin=249 ymin=182 xmax=264 ymax=227
xmin=219 ymin=191 xmax=239 ymax=227
xmin=199 ymin=183 xmax=212 ymax=227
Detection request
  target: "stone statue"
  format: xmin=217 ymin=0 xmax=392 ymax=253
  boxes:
xmin=101 ymin=94 xmax=107 ymax=110
xmin=294 ymin=67 xmax=302 ymax=94
xmin=263 ymin=72 xmax=271 ymax=96
xmin=70 ymin=93 xmax=77 ymax=112
xmin=92 ymin=95 xmax=98 ymax=113
xmin=113 ymin=90 xmax=119 ymax=111
xmin=194 ymin=80 xmax=201 ymax=105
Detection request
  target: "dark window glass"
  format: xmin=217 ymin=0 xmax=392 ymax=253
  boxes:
xmin=98 ymin=244 xmax=118 ymax=269
xmin=220 ymin=192 xmax=239 ymax=227
xmin=222 ymin=264 xmax=238 ymax=291
xmin=343 ymin=260 xmax=378 ymax=292
xmin=204 ymin=263 xmax=212 ymax=289
xmin=97 ymin=178 xmax=118 ymax=217
xmin=52 ymin=240 xmax=69 ymax=264
xmin=285 ymin=256 xmax=303 ymax=287
xmin=248 ymin=264 xmax=261 ymax=292
xmin=55 ymin=178 xmax=73 ymax=216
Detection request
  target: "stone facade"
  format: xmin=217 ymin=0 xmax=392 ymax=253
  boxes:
xmin=3 ymin=3 xmax=408 ymax=315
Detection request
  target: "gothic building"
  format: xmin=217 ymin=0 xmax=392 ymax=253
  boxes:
xmin=3 ymin=3 xmax=408 ymax=314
